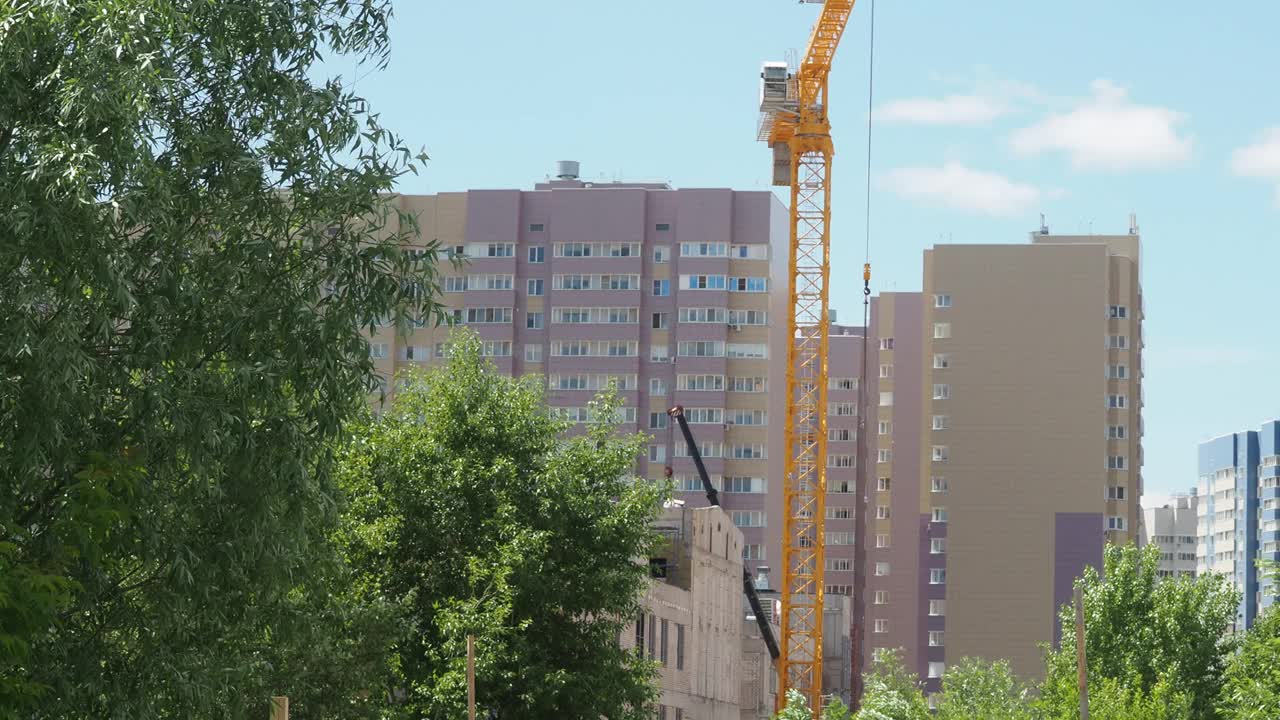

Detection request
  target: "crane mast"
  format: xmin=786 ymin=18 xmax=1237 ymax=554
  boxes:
xmin=757 ymin=1 xmax=857 ymax=714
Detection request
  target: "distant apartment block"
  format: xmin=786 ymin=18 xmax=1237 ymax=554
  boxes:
xmin=1141 ymin=493 xmax=1198 ymax=578
xmin=1198 ymin=421 xmax=1280 ymax=628
xmin=851 ymin=221 xmax=1145 ymax=693
xmin=366 ymin=162 xmax=789 ymax=586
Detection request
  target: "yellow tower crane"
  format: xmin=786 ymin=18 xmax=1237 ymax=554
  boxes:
xmin=756 ymin=0 xmax=858 ymax=713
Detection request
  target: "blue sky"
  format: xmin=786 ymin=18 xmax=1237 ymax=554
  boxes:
xmin=349 ymin=1 xmax=1280 ymax=502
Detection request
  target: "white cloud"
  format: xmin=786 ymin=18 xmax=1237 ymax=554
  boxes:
xmin=1009 ymin=79 xmax=1192 ymax=170
xmin=1230 ymin=129 xmax=1280 ymax=206
xmin=875 ymin=95 xmax=1009 ymax=126
xmin=879 ymin=163 xmax=1040 ymax=217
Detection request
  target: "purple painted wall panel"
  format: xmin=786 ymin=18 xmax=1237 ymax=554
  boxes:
xmin=1053 ymin=512 xmax=1104 ymax=643
xmin=465 ymin=190 xmax=521 ymax=243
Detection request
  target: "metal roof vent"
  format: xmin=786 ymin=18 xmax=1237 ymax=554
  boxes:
xmin=555 ymin=160 xmax=580 ymax=181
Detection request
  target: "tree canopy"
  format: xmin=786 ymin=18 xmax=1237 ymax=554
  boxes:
xmin=1 ymin=1 xmax=438 ymax=716
xmin=336 ymin=332 xmax=666 ymax=719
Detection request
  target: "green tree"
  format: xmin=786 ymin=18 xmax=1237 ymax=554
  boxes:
xmin=1218 ymin=602 xmax=1280 ymax=719
xmin=337 ymin=332 xmax=665 ymax=719
xmin=1039 ymin=544 xmax=1238 ymax=720
xmin=1086 ymin=676 xmax=1192 ymax=720
xmin=1 ymin=0 xmax=438 ymax=716
xmin=854 ymin=649 xmax=930 ymax=720
xmin=936 ymin=657 xmax=1033 ymax=720
xmin=771 ymin=690 xmax=854 ymax=720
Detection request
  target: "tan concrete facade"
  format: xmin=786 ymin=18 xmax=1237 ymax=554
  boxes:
xmin=916 ymin=231 xmax=1143 ymax=682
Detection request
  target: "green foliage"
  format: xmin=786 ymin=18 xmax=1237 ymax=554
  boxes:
xmin=855 ymin=649 xmax=930 ymax=720
xmin=936 ymin=657 xmax=1033 ymax=720
xmin=1087 ymin=675 xmax=1193 ymax=720
xmin=337 ymin=332 xmax=666 ymax=719
xmin=1218 ymin=605 xmax=1280 ymax=719
xmin=1039 ymin=544 xmax=1238 ymax=720
xmin=1 ymin=0 xmax=438 ymax=716
xmin=774 ymin=689 xmax=814 ymax=720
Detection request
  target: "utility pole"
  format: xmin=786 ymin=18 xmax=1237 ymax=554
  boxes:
xmin=467 ymin=634 xmax=477 ymax=720
xmin=269 ymin=696 xmax=288 ymax=720
xmin=1075 ymin=586 xmax=1089 ymax=720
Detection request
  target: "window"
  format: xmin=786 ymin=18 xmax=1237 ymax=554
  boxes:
xmin=874 ymin=590 xmax=889 ymax=605
xmin=529 ymin=223 xmax=545 ymax=232
xmin=831 ymin=377 xmax=857 ymax=391
xmin=1107 ymin=364 xmax=1129 ymax=379
xmin=649 ymin=412 xmax=668 ymax=430
xmin=727 ymin=343 xmax=768 ymax=359
xmin=469 ymin=273 xmax=513 ymax=290
xmin=876 ymin=505 xmax=891 ymax=520
xmin=684 ymin=407 xmax=724 ymax=424
xmin=729 ymin=444 xmax=767 ymax=460
xmin=932 ymin=384 xmax=951 ymax=400
xmin=831 ymin=428 xmax=853 ymax=441
xmin=480 ymin=341 xmax=512 ymax=357
xmin=652 ymin=246 xmax=670 ymax=264
xmin=724 ymin=477 xmax=766 ymax=493
xmin=935 ymin=294 xmax=952 ymax=308
xmin=434 ymin=342 xmax=447 ymax=358
xmin=879 ymin=364 xmax=894 ymax=379
xmin=929 ymin=599 xmax=945 ymax=616
xmin=650 ymin=378 xmax=668 ymax=396
xmin=652 ymin=279 xmax=670 ymax=296
xmin=1108 ymin=424 xmax=1127 ymax=439
xmin=679 ymin=307 xmax=727 ymax=323
xmin=731 ymin=244 xmax=769 ymax=259
xmin=466 ymin=307 xmax=512 ymax=324
xmin=932 ymin=415 xmax=950 ymax=430
xmin=1106 ymin=486 xmax=1126 ymax=500
xmin=681 ymin=274 xmax=727 ymax=290
xmin=1108 ymin=394 xmax=1128 ymax=409
xmin=675 ymin=623 xmax=685 ymax=670
xmin=933 ymin=322 xmax=952 ymax=339
xmin=677 ymin=374 xmax=724 ymax=391
xmin=928 ymin=662 xmax=946 ymax=679
xmin=828 ymin=454 xmax=854 ymax=468
xmin=675 ymin=441 xmax=722 ymax=458
xmin=519 ymin=312 xmax=544 ymax=331
xmin=635 ymin=614 xmax=646 ymax=656
xmin=729 ymin=409 xmax=768 ymax=425
xmin=1109 ymin=304 xmax=1128 ymax=319
xmin=830 ymin=402 xmax=857 ymax=416
xmin=932 ymin=507 xmax=948 ymax=523
xmin=450 ymin=244 xmax=466 ymax=259
xmin=555 ymin=242 xmax=641 ymax=258
xmin=931 ymin=538 xmax=947 ymax=554
xmin=731 ymin=511 xmax=767 ymax=527
xmin=528 ymin=246 xmax=545 ymax=263
xmin=444 ymin=276 xmax=468 ymax=293
xmin=678 ymin=340 xmax=724 ymax=357
xmin=826 ymin=584 xmax=854 ymax=595
xmin=649 ymin=445 xmax=667 ymax=463
xmin=931 ymin=476 xmax=949 ymax=493
xmin=551 ymin=307 xmax=639 ymax=324
xmin=660 ymin=620 xmax=669 ymax=665
xmin=1108 ymin=455 xmax=1127 ymax=470
xmin=879 ymin=392 xmax=894 ymax=407
xmin=827 ymin=558 xmax=853 ymax=571
xmin=521 ymin=279 xmax=541 ymax=298
xmin=880 ymin=338 xmax=894 ymax=350
xmin=743 ymin=544 xmax=766 ymax=561
xmin=873 ymin=619 xmax=889 ymax=634
xmin=877 ymin=477 xmax=891 ymax=491
xmin=827 ymin=532 xmax=857 ymax=545
xmin=467 ymin=242 xmax=513 ymax=257
xmin=651 ymin=312 xmax=669 ymax=330
xmin=399 ymin=345 xmax=428 ymax=362
xmin=933 ymin=353 xmax=951 ymax=369
xmin=679 ymin=242 xmax=728 ymax=257
xmin=875 ymin=562 xmax=890 ymax=576
xmin=828 ymin=480 xmax=854 ymax=493
xmin=656 ymin=223 xmax=672 ymax=232
xmin=872 ymin=648 xmax=890 ymax=664
xmin=550 ymin=340 xmax=638 ymax=357
xmin=728 ymin=276 xmax=768 ymax=293
xmin=650 ymin=345 xmax=669 ymax=362
xmin=727 ymin=309 xmax=768 ymax=326
xmin=369 ymin=342 xmax=389 ymax=359
xmin=1107 ymin=334 xmax=1129 ymax=349
xmin=930 ymin=568 xmax=946 ymax=584
xmin=932 ymin=446 xmax=949 ymax=462
xmin=877 ymin=449 xmax=892 ymax=463
xmin=875 ymin=534 xmax=890 ymax=548
xmin=1108 ymin=515 xmax=1127 ymax=530
xmin=730 ymin=376 xmax=767 ymax=393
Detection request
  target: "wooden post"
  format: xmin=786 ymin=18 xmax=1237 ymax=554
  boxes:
xmin=1075 ymin=586 xmax=1088 ymax=720
xmin=467 ymin=634 xmax=477 ymax=720
xmin=270 ymin=696 xmax=288 ymax=720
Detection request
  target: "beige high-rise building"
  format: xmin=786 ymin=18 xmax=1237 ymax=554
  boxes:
xmin=854 ymin=222 xmax=1145 ymax=695
xmin=907 ymin=222 xmax=1144 ymax=687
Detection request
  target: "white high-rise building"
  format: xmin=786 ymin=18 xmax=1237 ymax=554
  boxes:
xmin=1141 ymin=492 xmax=1198 ymax=579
